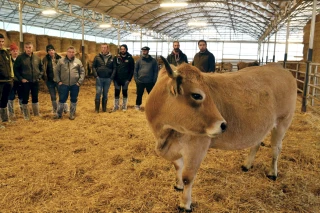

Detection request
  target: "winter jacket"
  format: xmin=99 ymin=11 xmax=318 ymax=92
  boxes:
xmin=114 ymin=53 xmax=135 ymax=84
xmin=42 ymin=53 xmax=62 ymax=82
xmin=92 ymin=53 xmax=115 ymax=79
xmin=14 ymin=52 xmax=43 ymax=82
xmin=54 ymin=56 xmax=85 ymax=86
xmin=0 ymin=48 xmax=13 ymax=82
xmin=167 ymin=50 xmax=188 ymax=66
xmin=134 ymin=55 xmax=158 ymax=84
xmin=192 ymin=49 xmax=215 ymax=73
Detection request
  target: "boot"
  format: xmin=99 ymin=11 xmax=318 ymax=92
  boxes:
xmin=19 ymin=99 xmax=23 ymax=114
xmin=52 ymin=101 xmax=58 ymax=113
xmin=122 ymin=97 xmax=128 ymax=111
xmin=0 ymin=108 xmax=9 ymax=122
xmin=54 ymin=103 xmax=64 ymax=119
xmin=63 ymin=103 xmax=69 ymax=114
xmin=32 ymin=103 xmax=40 ymax=116
xmin=69 ymin=102 xmax=77 ymax=120
xmin=112 ymin=99 xmax=119 ymax=112
xmin=22 ymin=104 xmax=30 ymax=120
xmin=7 ymin=100 xmax=15 ymax=119
xmin=95 ymin=100 xmax=100 ymax=113
xmin=102 ymin=100 xmax=107 ymax=112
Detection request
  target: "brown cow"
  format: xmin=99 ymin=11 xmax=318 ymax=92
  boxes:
xmin=237 ymin=60 xmax=259 ymax=70
xmin=145 ymin=57 xmax=297 ymax=211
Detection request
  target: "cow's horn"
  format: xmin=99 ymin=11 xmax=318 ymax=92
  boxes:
xmin=160 ymin=56 xmax=177 ymax=78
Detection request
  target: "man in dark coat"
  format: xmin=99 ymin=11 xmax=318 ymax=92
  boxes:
xmin=192 ymin=40 xmax=215 ymax=73
xmin=167 ymin=41 xmax=188 ymax=66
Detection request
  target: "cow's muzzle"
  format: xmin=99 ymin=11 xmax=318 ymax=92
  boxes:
xmin=206 ymin=121 xmax=227 ymax=138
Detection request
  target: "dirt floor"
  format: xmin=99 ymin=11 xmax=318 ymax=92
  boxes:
xmin=0 ymin=78 xmax=319 ymax=213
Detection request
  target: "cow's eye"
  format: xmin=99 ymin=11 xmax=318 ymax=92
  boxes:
xmin=191 ymin=93 xmax=203 ymax=100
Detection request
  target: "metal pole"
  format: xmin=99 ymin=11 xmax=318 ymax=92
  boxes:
xmin=301 ymin=0 xmax=317 ymax=112
xmin=266 ymin=37 xmax=270 ymax=64
xmin=140 ymin=29 xmax=142 ymax=56
xmin=284 ymin=18 xmax=290 ymax=68
xmin=19 ymin=0 xmax=23 ymax=51
xmin=118 ymin=21 xmax=120 ymax=54
xmin=262 ymin=41 xmax=265 ymax=65
xmin=273 ymin=30 xmax=277 ymax=62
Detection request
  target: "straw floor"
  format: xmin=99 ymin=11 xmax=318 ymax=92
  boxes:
xmin=0 ymin=78 xmax=319 ymax=212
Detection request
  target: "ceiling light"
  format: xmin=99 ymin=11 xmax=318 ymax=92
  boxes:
xmin=131 ymin=32 xmax=141 ymax=36
xmin=188 ymin=22 xmax=207 ymax=27
xmin=42 ymin=9 xmax=57 ymax=15
xmin=99 ymin=23 xmax=111 ymax=28
xmin=160 ymin=2 xmax=188 ymax=7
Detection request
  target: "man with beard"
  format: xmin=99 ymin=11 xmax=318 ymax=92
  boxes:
xmin=14 ymin=41 xmax=43 ymax=120
xmin=192 ymin=39 xmax=215 ymax=73
xmin=167 ymin=41 xmax=188 ymax=66
xmin=111 ymin=44 xmax=134 ymax=112
xmin=133 ymin=46 xmax=158 ymax=111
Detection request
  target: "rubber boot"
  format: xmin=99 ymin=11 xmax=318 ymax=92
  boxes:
xmin=95 ymin=100 xmax=100 ymax=113
xmin=54 ymin=103 xmax=64 ymax=119
xmin=122 ymin=97 xmax=128 ymax=111
xmin=19 ymin=99 xmax=23 ymax=114
xmin=112 ymin=99 xmax=119 ymax=112
xmin=22 ymin=104 xmax=30 ymax=120
xmin=7 ymin=100 xmax=15 ymax=120
xmin=0 ymin=108 xmax=9 ymax=122
xmin=102 ymin=100 xmax=107 ymax=112
xmin=52 ymin=101 xmax=58 ymax=113
xmin=69 ymin=102 xmax=77 ymax=120
xmin=63 ymin=103 xmax=69 ymax=114
xmin=32 ymin=103 xmax=40 ymax=116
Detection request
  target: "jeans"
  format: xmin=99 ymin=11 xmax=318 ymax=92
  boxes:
xmin=46 ymin=81 xmax=58 ymax=102
xmin=135 ymin=82 xmax=155 ymax=106
xmin=21 ymin=81 xmax=39 ymax=104
xmin=95 ymin=77 xmax=112 ymax=102
xmin=8 ymin=80 xmax=23 ymax=101
xmin=58 ymin=84 xmax=79 ymax=104
xmin=0 ymin=81 xmax=13 ymax=108
xmin=114 ymin=80 xmax=129 ymax=98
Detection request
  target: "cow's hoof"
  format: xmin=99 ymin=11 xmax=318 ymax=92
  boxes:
xmin=174 ymin=186 xmax=183 ymax=191
xmin=178 ymin=206 xmax=192 ymax=212
xmin=267 ymin=175 xmax=277 ymax=181
xmin=241 ymin=165 xmax=250 ymax=172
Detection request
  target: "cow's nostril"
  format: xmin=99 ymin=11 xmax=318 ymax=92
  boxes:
xmin=221 ymin=122 xmax=227 ymax=132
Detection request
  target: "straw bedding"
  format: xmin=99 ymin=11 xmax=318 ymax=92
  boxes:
xmin=0 ymin=79 xmax=319 ymax=212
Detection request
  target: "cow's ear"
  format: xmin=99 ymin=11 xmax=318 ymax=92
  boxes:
xmin=160 ymin=56 xmax=178 ymax=79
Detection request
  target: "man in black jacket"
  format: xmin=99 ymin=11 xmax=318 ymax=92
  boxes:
xmin=92 ymin=43 xmax=115 ymax=113
xmin=192 ymin=40 xmax=215 ymax=73
xmin=14 ymin=41 xmax=43 ymax=120
xmin=0 ymin=33 xmax=13 ymax=127
xmin=112 ymin=44 xmax=134 ymax=112
xmin=167 ymin=41 xmax=188 ymax=66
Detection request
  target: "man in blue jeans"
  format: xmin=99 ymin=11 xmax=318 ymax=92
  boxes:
xmin=92 ymin=43 xmax=115 ymax=113
xmin=54 ymin=46 xmax=85 ymax=120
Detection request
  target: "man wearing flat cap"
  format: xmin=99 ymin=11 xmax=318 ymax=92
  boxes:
xmin=133 ymin=46 xmax=158 ymax=111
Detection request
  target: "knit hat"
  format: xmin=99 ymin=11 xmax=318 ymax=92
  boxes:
xmin=120 ymin=44 xmax=128 ymax=51
xmin=9 ymin=43 xmax=19 ymax=51
xmin=46 ymin=44 xmax=55 ymax=52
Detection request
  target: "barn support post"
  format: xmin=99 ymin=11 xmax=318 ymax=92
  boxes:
xmin=261 ymin=42 xmax=265 ymax=65
xmin=117 ymin=20 xmax=120 ymax=54
xmin=301 ymin=0 xmax=317 ymax=112
xmin=257 ymin=42 xmax=261 ymax=63
xmin=140 ymin=29 xmax=142 ymax=56
xmin=284 ymin=18 xmax=290 ymax=68
xmin=273 ymin=30 xmax=277 ymax=62
xmin=81 ymin=9 xmax=85 ymax=73
xmin=19 ymin=0 xmax=23 ymax=50
xmin=266 ymin=37 xmax=270 ymax=63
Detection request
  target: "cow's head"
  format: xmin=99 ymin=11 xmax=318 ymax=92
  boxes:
xmin=145 ymin=56 xmax=227 ymax=143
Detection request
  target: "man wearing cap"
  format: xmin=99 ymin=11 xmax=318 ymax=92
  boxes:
xmin=92 ymin=43 xmax=116 ymax=113
xmin=133 ymin=46 xmax=158 ymax=111
xmin=167 ymin=41 xmax=188 ymax=66
xmin=112 ymin=44 xmax=134 ymax=112
xmin=7 ymin=42 xmax=21 ymax=120
xmin=42 ymin=44 xmax=62 ymax=114
xmin=0 ymin=33 xmax=13 ymax=127
xmin=14 ymin=41 xmax=43 ymax=120
xmin=192 ymin=39 xmax=215 ymax=73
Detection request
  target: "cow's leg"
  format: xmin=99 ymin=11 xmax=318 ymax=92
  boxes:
xmin=173 ymin=158 xmax=184 ymax=191
xmin=241 ymin=142 xmax=261 ymax=172
xmin=179 ymin=137 xmax=211 ymax=212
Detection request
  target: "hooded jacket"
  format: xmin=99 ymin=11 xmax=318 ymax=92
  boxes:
xmin=14 ymin=52 xmax=43 ymax=82
xmin=42 ymin=53 xmax=62 ymax=82
xmin=114 ymin=52 xmax=135 ymax=83
xmin=134 ymin=55 xmax=158 ymax=84
xmin=192 ymin=49 xmax=215 ymax=73
xmin=167 ymin=50 xmax=188 ymax=66
xmin=54 ymin=56 xmax=85 ymax=86
xmin=0 ymin=48 xmax=13 ymax=82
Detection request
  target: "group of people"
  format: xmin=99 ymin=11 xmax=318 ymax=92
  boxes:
xmin=0 ymin=32 xmax=215 ymax=127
